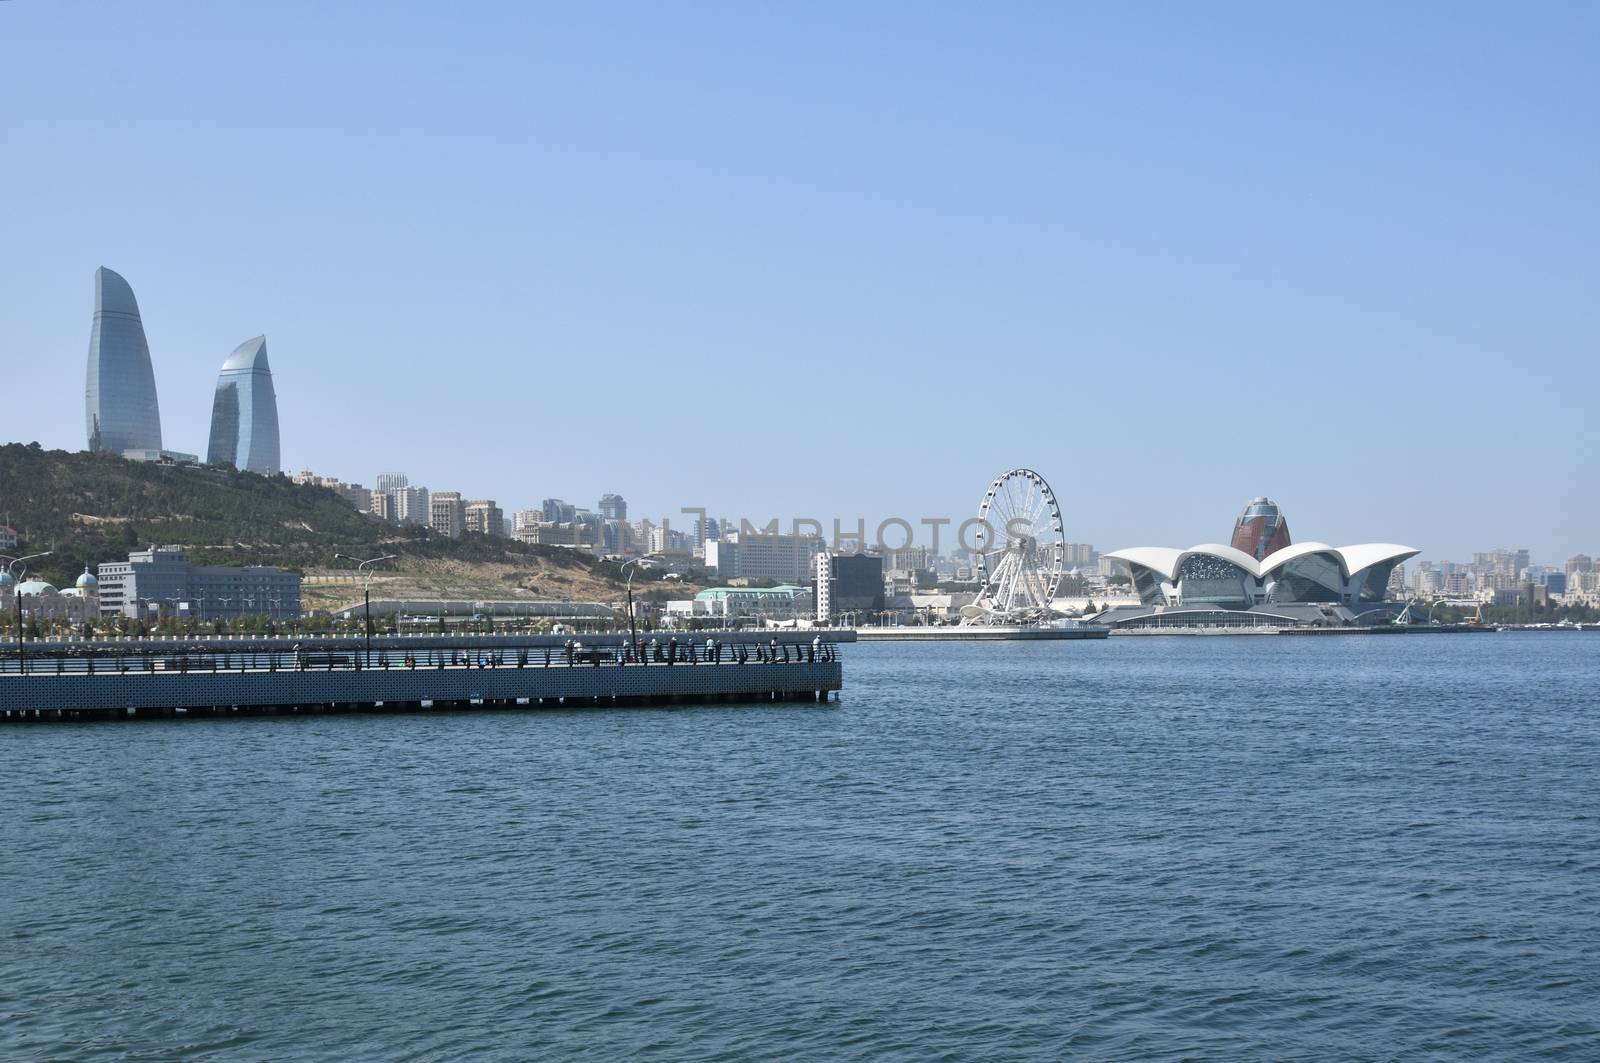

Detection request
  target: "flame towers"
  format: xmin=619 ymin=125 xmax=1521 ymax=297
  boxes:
xmin=85 ymin=267 xmax=163 ymax=454
xmin=207 ymin=336 xmax=281 ymax=474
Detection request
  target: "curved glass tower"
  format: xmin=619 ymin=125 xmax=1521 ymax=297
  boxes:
xmin=85 ymin=266 xmax=163 ymax=453
xmin=206 ymin=335 xmax=281 ymax=474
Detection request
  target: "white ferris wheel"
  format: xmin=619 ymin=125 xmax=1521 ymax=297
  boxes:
xmin=964 ymin=468 xmax=1066 ymax=625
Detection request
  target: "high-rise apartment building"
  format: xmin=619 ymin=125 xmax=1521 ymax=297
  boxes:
xmin=1387 ymin=564 xmax=1407 ymax=597
xmin=1472 ymin=549 xmax=1529 ymax=578
xmin=708 ymin=532 xmax=824 ymax=583
xmin=430 ymin=491 xmax=465 ymax=539
xmin=325 ymin=480 xmax=371 ymax=513
xmin=206 ymin=335 xmax=281 ymax=474
xmin=1064 ymin=543 xmax=1098 ymax=567
xmin=575 ymin=511 xmax=604 ymax=546
xmin=599 ymin=493 xmax=627 ymax=521
xmin=517 ymin=522 xmax=596 ymax=547
xmin=85 ymin=266 xmax=163 ymax=454
xmin=886 ymin=546 xmax=931 ymax=573
xmin=464 ymin=499 xmax=505 ymax=537
xmin=1414 ymin=562 xmax=1442 ymax=597
xmin=542 ymin=498 xmax=576 ymax=523
xmin=814 ymin=552 xmax=832 ymax=622
xmin=691 ymin=515 xmax=723 ymax=548
xmin=649 ymin=525 xmax=693 ymax=556
xmin=369 ymin=473 xmax=412 ymax=525
xmin=396 ymin=486 xmax=430 ymax=526
xmin=602 ymin=519 xmax=630 ymax=553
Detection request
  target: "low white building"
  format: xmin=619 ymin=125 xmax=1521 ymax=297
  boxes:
xmin=666 ymin=585 xmax=815 ymax=621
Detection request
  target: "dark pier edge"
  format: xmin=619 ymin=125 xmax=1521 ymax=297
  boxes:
xmin=0 ymin=636 xmax=845 ymax=724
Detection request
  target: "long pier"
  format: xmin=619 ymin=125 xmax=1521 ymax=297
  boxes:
xmin=855 ymin=625 xmax=1108 ymax=641
xmin=0 ymin=636 xmax=843 ymax=723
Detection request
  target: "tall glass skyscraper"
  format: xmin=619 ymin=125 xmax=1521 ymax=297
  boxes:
xmin=85 ymin=266 xmax=163 ymax=454
xmin=206 ymin=335 xmax=281 ymax=474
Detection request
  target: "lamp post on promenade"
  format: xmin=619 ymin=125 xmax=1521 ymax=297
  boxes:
xmin=335 ymin=553 xmax=397 ymax=653
xmin=3 ymin=551 xmax=53 ymax=672
xmin=618 ymin=556 xmax=661 ymax=662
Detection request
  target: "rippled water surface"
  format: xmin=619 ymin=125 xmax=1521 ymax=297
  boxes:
xmin=3 ymin=633 xmax=1599 ymax=1060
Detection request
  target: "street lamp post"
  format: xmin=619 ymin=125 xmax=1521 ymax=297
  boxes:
xmin=335 ymin=553 xmax=397 ymax=654
xmin=3 ymin=551 xmax=53 ymax=672
xmin=618 ymin=556 xmax=661 ymax=662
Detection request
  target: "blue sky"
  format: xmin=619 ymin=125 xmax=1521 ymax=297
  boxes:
xmin=2 ymin=2 xmax=1596 ymax=560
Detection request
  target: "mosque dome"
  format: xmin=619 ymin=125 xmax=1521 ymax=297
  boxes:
xmin=76 ymin=567 xmax=98 ymax=589
xmin=15 ymin=580 xmax=57 ymax=596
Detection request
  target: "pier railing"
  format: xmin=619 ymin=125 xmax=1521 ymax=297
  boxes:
xmin=0 ymin=638 xmax=837 ymax=676
xmin=0 ymin=638 xmax=844 ymax=722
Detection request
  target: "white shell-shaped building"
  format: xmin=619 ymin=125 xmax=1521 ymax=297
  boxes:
xmin=1104 ymin=542 xmax=1420 ymax=612
xmin=1092 ymin=497 xmax=1419 ymax=629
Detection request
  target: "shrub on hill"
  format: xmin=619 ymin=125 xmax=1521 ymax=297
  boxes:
xmin=0 ymin=443 xmax=604 ymax=586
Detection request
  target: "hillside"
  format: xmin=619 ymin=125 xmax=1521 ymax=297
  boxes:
xmin=0 ymin=443 xmax=701 ymax=609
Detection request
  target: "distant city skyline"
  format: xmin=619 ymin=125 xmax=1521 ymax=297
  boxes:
xmin=4 ymin=3 xmax=1598 ymax=559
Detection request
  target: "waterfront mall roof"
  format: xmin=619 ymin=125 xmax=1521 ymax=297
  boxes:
xmin=1091 ymin=498 xmax=1419 ymax=630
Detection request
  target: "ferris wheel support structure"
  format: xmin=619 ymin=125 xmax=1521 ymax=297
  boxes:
xmin=963 ymin=468 xmax=1066 ymax=626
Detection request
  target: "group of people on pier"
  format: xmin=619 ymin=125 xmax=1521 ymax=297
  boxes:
xmin=567 ymin=635 xmax=837 ymax=667
xmin=2 ymin=637 xmax=838 ymax=675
